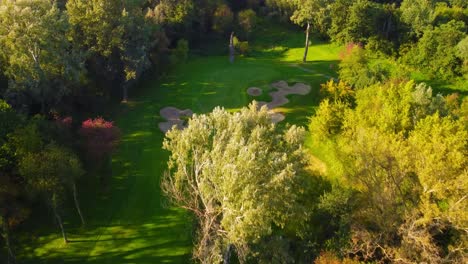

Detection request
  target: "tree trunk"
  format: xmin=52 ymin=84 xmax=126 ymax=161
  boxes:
xmin=229 ymin=32 xmax=235 ymax=64
xmin=72 ymin=182 xmax=85 ymax=226
xmin=122 ymin=83 xmax=128 ymax=103
xmin=2 ymin=216 xmax=16 ymax=264
xmin=303 ymin=22 xmax=310 ymax=63
xmin=51 ymin=197 xmax=68 ymax=244
xmin=223 ymin=244 xmax=232 ymax=264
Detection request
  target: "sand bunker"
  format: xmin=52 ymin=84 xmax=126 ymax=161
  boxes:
xmin=258 ymin=81 xmax=311 ymax=109
xmin=159 ymin=107 xmax=193 ymax=133
xmin=254 ymin=80 xmax=311 ymax=123
xmin=159 ymin=81 xmax=311 ymax=133
xmin=247 ymin=87 xmax=262 ymax=96
xmin=270 ymin=112 xmax=285 ymax=123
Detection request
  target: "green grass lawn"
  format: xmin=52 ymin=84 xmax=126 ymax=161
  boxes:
xmin=17 ymin=23 xmax=341 ymax=264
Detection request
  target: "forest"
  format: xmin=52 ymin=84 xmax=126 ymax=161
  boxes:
xmin=0 ymin=0 xmax=467 ymax=263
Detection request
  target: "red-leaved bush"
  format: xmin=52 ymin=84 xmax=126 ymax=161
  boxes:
xmin=56 ymin=116 xmax=73 ymax=128
xmin=79 ymin=117 xmax=121 ymax=163
xmin=339 ymin=42 xmax=363 ymax=60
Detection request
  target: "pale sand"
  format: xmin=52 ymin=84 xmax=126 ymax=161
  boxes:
xmin=258 ymin=81 xmax=311 ymax=109
xmin=158 ymin=107 xmax=193 ymax=133
xmin=247 ymin=87 xmax=262 ymax=96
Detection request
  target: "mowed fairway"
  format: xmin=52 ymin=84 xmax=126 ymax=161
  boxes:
xmin=18 ymin=25 xmax=341 ymax=263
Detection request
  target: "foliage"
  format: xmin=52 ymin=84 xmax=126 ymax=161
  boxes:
xmin=152 ymin=0 xmax=195 ymax=26
xmin=327 ymin=0 xmax=353 ymax=43
xmin=288 ymin=0 xmax=331 ymax=33
xmin=338 ymin=45 xmax=379 ymax=89
xmin=19 ymin=144 xmax=83 ymax=197
xmin=66 ymin=0 xmax=125 ymax=57
xmin=162 ymin=102 xmax=312 ymax=262
xmin=400 ymin=0 xmax=436 ymax=37
xmin=79 ymin=117 xmax=121 ymax=164
xmin=170 ymin=39 xmax=189 ymax=65
xmin=0 ymin=100 xmax=20 ymax=141
xmin=67 ymin=0 xmax=155 ymax=88
xmin=320 ymin=80 xmax=354 ymax=103
xmin=238 ymin=9 xmax=258 ymax=36
xmin=233 ymin=37 xmax=250 ymax=55
xmin=314 ymin=251 xmax=360 ymax=264
xmin=0 ymin=0 xmax=85 ymax=111
xmin=433 ymin=2 xmax=468 ymax=27
xmin=310 ymin=80 xmax=467 ymax=262
xmin=456 ymin=36 xmax=468 ymax=74
xmin=212 ymin=4 xmax=234 ymax=33
xmin=402 ymin=20 xmax=467 ymax=79
xmin=309 ymin=99 xmax=349 ymax=140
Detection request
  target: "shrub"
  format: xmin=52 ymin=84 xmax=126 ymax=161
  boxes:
xmin=309 ymin=99 xmax=349 ymax=140
xmin=338 ymin=45 xmax=376 ymax=89
xmin=233 ymin=36 xmax=250 ymax=55
xmin=170 ymin=39 xmax=189 ymax=65
xmin=79 ymin=117 xmax=120 ymax=166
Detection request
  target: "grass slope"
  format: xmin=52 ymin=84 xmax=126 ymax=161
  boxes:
xmin=18 ymin=23 xmax=340 ymax=264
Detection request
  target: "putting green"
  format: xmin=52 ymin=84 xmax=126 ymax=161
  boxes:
xmin=18 ymin=25 xmax=340 ymax=263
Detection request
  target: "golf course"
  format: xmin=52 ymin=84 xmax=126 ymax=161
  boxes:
xmin=2 ymin=1 xmax=467 ymax=263
xmin=17 ymin=24 xmax=340 ymax=263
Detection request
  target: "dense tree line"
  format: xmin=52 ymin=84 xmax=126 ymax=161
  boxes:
xmin=0 ymin=100 xmax=121 ymax=261
xmin=0 ymin=0 xmax=267 ymax=113
xmin=309 ymin=79 xmax=467 ymax=263
xmin=266 ymin=0 xmax=468 ymax=82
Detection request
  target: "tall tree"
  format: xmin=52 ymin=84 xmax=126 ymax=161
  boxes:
xmin=0 ymin=0 xmax=85 ymax=112
xmin=67 ymin=0 xmax=155 ymax=102
xmin=269 ymin=0 xmax=331 ymax=62
xmin=400 ymin=0 xmax=435 ymax=37
xmin=0 ymin=100 xmax=26 ymax=264
xmin=309 ymin=80 xmax=467 ymax=262
xmin=18 ymin=143 xmax=85 ymax=242
xmin=162 ymin=102 xmax=312 ymax=263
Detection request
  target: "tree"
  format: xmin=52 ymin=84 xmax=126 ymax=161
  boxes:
xmin=402 ymin=20 xmax=466 ymax=79
xmin=309 ymin=80 xmax=467 ymax=262
xmin=212 ymin=4 xmax=234 ymax=33
xmin=162 ymin=102 xmax=311 ymax=263
xmin=320 ymin=80 xmax=354 ymax=103
xmin=79 ymin=117 xmax=121 ymax=185
xmin=309 ymin=99 xmax=349 ymax=140
xmin=267 ymin=0 xmax=332 ymax=62
xmin=152 ymin=0 xmax=195 ymax=26
xmin=170 ymin=39 xmax=189 ymax=65
xmin=19 ymin=143 xmax=85 ymax=243
xmin=400 ymin=0 xmax=435 ymax=37
xmin=288 ymin=0 xmax=332 ymax=62
xmin=238 ymin=9 xmax=257 ymax=38
xmin=456 ymin=36 xmax=468 ymax=74
xmin=338 ymin=44 xmax=377 ymax=89
xmin=328 ymin=0 xmax=354 ymax=43
xmin=0 ymin=100 xmax=26 ymax=264
xmin=405 ymin=114 xmax=467 ymax=262
xmin=0 ymin=0 xmax=85 ymax=112
xmin=0 ymin=174 xmax=29 ymax=264
xmin=67 ymin=0 xmax=155 ymax=102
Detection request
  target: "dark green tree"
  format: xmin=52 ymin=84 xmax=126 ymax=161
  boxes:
xmin=0 ymin=0 xmax=85 ymax=112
